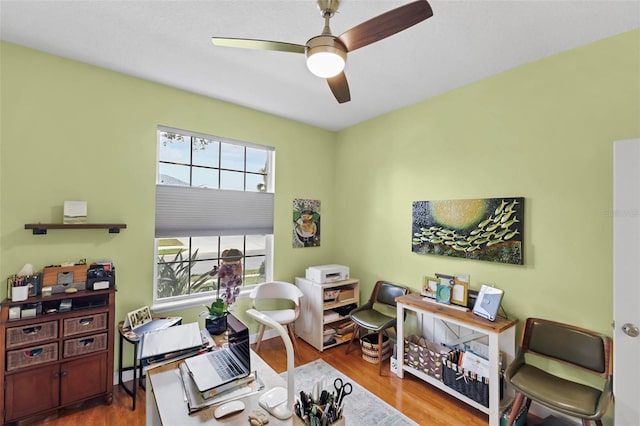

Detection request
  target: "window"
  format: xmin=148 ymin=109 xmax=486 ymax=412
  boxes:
xmin=153 ymin=126 xmax=274 ymax=312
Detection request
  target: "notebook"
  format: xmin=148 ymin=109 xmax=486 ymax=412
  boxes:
xmin=184 ymin=314 xmax=251 ymax=392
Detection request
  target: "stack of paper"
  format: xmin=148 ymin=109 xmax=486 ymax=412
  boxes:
xmin=140 ymin=322 xmax=204 ymax=366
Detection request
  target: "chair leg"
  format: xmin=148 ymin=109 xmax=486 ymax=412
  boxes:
xmin=506 ymin=393 xmax=526 ymax=426
xmin=287 ymin=324 xmax=301 ymax=359
xmin=255 ymin=324 xmax=266 ymax=353
xmin=346 ymin=326 xmax=360 ymax=354
xmin=378 ymin=331 xmax=384 ymax=375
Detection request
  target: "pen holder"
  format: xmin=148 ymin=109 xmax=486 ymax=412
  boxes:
xmin=11 ymin=286 xmax=29 ymax=302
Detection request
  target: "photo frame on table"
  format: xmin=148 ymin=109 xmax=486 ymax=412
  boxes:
xmin=451 ymin=278 xmax=468 ymax=306
xmin=422 ymin=276 xmax=438 ymax=299
xmin=435 ymin=273 xmax=454 ymax=305
xmin=126 ymin=306 xmax=152 ymax=329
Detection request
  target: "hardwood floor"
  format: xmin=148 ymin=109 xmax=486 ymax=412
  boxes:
xmin=14 ymin=337 xmax=537 ymax=426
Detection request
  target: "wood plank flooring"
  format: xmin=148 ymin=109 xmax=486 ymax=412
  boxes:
xmin=13 ymin=337 xmax=537 ymax=426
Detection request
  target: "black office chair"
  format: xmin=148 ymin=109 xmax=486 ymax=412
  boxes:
xmin=345 ymin=280 xmax=410 ymax=375
xmin=505 ymin=318 xmax=613 ymax=426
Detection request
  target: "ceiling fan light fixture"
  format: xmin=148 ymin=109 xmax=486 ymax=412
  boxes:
xmin=305 ymin=36 xmax=346 ymax=78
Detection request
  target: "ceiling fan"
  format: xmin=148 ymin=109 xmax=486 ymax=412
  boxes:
xmin=211 ymin=0 xmax=433 ymax=104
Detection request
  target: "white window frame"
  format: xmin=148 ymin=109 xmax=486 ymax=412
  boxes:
xmin=152 ymin=126 xmax=274 ymax=313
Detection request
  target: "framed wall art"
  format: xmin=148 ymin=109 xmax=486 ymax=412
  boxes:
xmin=293 ymin=199 xmax=321 ymax=248
xmin=412 ymin=197 xmax=524 ymax=265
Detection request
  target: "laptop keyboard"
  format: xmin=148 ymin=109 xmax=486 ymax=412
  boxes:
xmin=207 ymin=350 xmax=244 ymax=380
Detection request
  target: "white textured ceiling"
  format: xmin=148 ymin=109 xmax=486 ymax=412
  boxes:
xmin=1 ymin=0 xmax=639 ymax=131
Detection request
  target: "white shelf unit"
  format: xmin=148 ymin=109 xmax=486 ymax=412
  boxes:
xmin=395 ymin=293 xmax=517 ymax=426
xmin=294 ymin=277 xmax=359 ymax=352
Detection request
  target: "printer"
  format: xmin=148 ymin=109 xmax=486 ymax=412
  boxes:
xmin=305 ymin=264 xmax=350 ymax=283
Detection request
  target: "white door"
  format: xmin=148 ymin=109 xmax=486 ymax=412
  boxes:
xmin=613 ymin=139 xmax=640 ymax=426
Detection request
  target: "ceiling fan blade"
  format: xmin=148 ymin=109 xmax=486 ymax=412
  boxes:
xmin=327 ymin=72 xmax=351 ymax=104
xmin=211 ymin=37 xmax=305 ymax=54
xmin=337 ymin=0 xmax=433 ymax=52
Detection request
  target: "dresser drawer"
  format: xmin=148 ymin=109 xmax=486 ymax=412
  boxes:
xmin=6 ymin=321 xmax=58 ymax=349
xmin=63 ymin=313 xmax=107 ymax=337
xmin=63 ymin=333 xmax=107 ymax=358
xmin=7 ymin=343 xmax=58 ymax=371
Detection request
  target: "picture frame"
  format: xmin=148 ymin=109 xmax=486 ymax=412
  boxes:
xmin=126 ymin=305 xmax=152 ymax=330
xmin=422 ymin=276 xmax=438 ymax=299
xmin=451 ymin=278 xmax=469 ymax=306
xmin=435 ymin=273 xmax=454 ymax=304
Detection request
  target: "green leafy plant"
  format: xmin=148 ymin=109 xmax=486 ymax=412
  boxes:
xmin=157 ymin=249 xmax=212 ymax=298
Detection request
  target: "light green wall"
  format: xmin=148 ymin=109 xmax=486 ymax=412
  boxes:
xmin=1 ymin=29 xmax=639 ymax=403
xmin=334 ymin=29 xmax=640 ymax=337
xmin=0 ymin=41 xmax=337 ymax=332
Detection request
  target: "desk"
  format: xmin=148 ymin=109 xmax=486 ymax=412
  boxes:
xmin=395 ymin=293 xmax=517 ymax=426
xmin=118 ymin=317 xmax=181 ymax=410
xmin=146 ymin=351 xmax=298 ymax=425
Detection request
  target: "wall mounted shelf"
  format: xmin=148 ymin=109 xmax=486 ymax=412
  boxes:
xmin=24 ymin=224 xmax=127 ymax=235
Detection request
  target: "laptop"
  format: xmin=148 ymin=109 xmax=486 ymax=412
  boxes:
xmin=184 ymin=314 xmax=251 ymax=392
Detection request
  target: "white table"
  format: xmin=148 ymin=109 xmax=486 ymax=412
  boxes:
xmin=146 ymin=350 xmax=306 ymax=425
xmin=395 ymin=293 xmax=518 ymax=426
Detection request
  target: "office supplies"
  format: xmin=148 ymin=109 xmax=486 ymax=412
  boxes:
xmin=184 ymin=314 xmax=251 ymax=392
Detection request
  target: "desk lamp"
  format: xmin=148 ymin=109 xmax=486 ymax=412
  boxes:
xmin=246 ymin=308 xmax=294 ymax=420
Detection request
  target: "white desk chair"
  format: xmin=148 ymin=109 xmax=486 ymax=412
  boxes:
xmin=249 ymin=281 xmax=303 ymax=357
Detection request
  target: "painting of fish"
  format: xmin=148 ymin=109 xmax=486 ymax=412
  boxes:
xmin=412 ymin=197 xmax=524 ymax=264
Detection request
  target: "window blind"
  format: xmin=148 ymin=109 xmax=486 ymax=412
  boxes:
xmin=155 ymin=184 xmax=274 ymax=238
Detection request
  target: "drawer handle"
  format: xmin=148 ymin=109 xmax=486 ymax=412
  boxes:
xmin=25 ymin=348 xmax=43 ymax=357
xmin=79 ymin=317 xmax=94 ymax=326
xmin=22 ymin=326 xmax=43 ymax=335
xmin=79 ymin=338 xmax=95 ymax=346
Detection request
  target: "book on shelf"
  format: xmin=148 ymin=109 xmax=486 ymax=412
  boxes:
xmin=178 ymin=362 xmax=263 ymax=413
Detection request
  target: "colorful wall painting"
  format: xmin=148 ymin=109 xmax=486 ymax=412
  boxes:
xmin=412 ymin=197 xmax=524 ymax=264
xmin=293 ymin=199 xmax=321 ymax=248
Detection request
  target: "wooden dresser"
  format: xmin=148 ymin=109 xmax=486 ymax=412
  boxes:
xmin=0 ymin=288 xmax=115 ymax=425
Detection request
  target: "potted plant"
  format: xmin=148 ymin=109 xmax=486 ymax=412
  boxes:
xmin=201 ymin=250 xmax=243 ymax=335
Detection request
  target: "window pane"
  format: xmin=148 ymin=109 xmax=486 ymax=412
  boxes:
xmin=246 ymin=147 xmax=267 ymax=173
xmin=159 ymin=133 xmax=190 ymax=164
xmin=191 ymin=236 xmax=219 ymax=261
xmin=159 ymin=163 xmax=190 ymax=186
xmin=246 ymin=173 xmax=265 ymax=193
xmin=220 ymin=143 xmax=244 ymax=171
xmin=156 ymin=237 xmax=191 ymax=298
xmin=220 ymin=170 xmax=244 ymax=190
xmin=157 ymin=237 xmax=189 ymax=262
xmin=192 ymin=166 xmax=219 ymax=189
xmin=244 ymin=255 xmax=266 ymax=285
xmin=190 ymin=259 xmax=217 ymax=294
xmin=192 ymin=138 xmax=219 ymax=168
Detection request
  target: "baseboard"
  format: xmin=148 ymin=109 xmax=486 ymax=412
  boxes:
xmin=114 ymin=329 xmax=279 ymax=385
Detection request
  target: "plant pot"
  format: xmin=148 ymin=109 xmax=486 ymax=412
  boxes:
xmin=205 ymin=315 xmax=228 ymax=336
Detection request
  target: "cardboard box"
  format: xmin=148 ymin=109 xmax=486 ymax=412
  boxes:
xmin=43 ymin=265 xmax=87 ymax=286
xmin=337 ymin=288 xmax=355 ymax=301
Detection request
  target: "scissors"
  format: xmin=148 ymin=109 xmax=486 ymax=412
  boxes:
xmin=333 ymin=378 xmax=353 ymax=405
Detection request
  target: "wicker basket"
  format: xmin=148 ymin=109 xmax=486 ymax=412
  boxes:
xmin=7 ymin=342 xmax=58 ymax=371
xmin=63 ymin=313 xmax=107 ymax=337
xmin=360 ymin=334 xmax=391 ymax=364
xmin=63 ymin=333 xmax=108 ymax=358
xmin=6 ymin=321 xmax=58 ymax=349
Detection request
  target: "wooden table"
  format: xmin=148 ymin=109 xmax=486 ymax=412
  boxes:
xmin=146 ymin=350 xmax=301 ymax=425
xmin=395 ymin=293 xmax=518 ymax=426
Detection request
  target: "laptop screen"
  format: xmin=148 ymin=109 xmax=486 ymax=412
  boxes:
xmin=227 ymin=313 xmax=250 ymax=371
